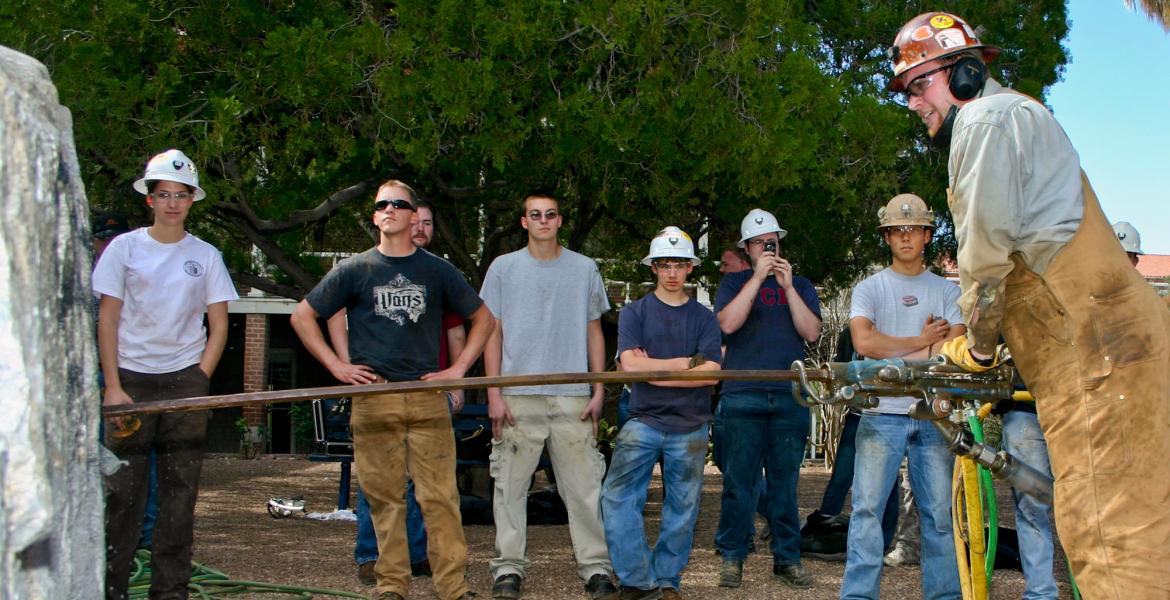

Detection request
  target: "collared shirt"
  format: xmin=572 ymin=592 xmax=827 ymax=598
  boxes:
xmin=948 ymin=78 xmax=1083 ymax=351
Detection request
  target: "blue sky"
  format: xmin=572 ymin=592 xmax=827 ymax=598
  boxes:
xmin=1046 ymin=0 xmax=1170 ymax=254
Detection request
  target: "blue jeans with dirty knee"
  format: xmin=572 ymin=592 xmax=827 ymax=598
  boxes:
xmin=840 ymin=414 xmax=960 ymax=600
xmin=1002 ymin=410 xmax=1058 ymax=600
xmin=602 ymin=419 xmax=708 ymax=590
xmin=355 ymin=480 xmax=427 ymax=566
xmin=714 ymin=390 xmax=809 ymax=566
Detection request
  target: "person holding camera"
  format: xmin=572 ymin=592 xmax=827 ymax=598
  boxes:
xmin=712 ymin=208 xmax=821 ymax=590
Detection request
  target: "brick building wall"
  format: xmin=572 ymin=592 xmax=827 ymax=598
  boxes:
xmin=242 ymin=313 xmax=268 ymax=427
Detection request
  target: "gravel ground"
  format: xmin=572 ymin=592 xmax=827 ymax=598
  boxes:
xmin=193 ymin=455 xmax=1073 ymax=599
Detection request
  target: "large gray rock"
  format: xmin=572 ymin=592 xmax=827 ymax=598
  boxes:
xmin=0 ymin=45 xmax=102 ymax=599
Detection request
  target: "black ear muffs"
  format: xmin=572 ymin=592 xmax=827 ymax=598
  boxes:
xmin=948 ymin=56 xmax=988 ymax=101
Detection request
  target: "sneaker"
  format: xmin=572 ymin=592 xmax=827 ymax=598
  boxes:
xmin=660 ymin=588 xmax=683 ymax=600
xmin=492 ymin=574 xmax=523 ymax=600
xmin=411 ymin=558 xmax=432 ymax=577
xmin=585 ymin=573 xmax=619 ymax=599
xmin=883 ymin=544 xmax=919 ymax=567
xmin=717 ymin=559 xmax=743 ymax=588
xmin=773 ymin=563 xmax=813 ymax=589
xmin=357 ymin=561 xmax=376 ymax=586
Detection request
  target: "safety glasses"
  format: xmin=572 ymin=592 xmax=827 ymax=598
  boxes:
xmin=903 ymin=64 xmax=953 ymax=98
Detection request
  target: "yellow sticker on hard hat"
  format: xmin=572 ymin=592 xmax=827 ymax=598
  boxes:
xmin=930 ymin=14 xmax=955 ymax=29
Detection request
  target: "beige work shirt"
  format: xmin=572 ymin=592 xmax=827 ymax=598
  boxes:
xmin=947 ymin=79 xmax=1084 ymax=352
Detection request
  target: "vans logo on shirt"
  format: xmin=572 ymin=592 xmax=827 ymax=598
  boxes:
xmin=183 ymin=261 xmax=204 ymax=277
xmin=373 ymin=273 xmax=426 ymax=325
xmin=902 ymin=295 xmax=919 ymax=307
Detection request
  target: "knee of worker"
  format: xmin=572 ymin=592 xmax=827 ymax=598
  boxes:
xmin=1061 ymin=474 xmax=1170 ymax=547
xmin=406 ymin=422 xmax=457 ymax=464
xmin=547 ymin=434 xmax=606 ymax=493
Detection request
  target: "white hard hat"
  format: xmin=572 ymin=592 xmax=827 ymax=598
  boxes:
xmin=1113 ymin=221 xmax=1143 ymax=255
xmin=132 ymin=149 xmax=206 ymax=201
xmin=642 ymin=226 xmax=700 ymax=265
xmin=738 ymin=208 xmax=787 ymax=248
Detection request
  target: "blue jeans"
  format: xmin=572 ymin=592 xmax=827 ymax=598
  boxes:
xmin=617 ymin=386 xmax=631 ymax=430
xmin=817 ymin=411 xmax=900 ymax=551
xmin=1001 ymin=411 xmax=1058 ymax=599
xmin=841 ymin=414 xmax=960 ymax=600
xmin=355 ymin=480 xmax=427 ymax=566
xmin=137 ymin=451 xmax=159 ymax=549
xmin=714 ymin=390 xmax=808 ymax=565
xmin=819 ymin=411 xmax=859 ymax=516
xmin=602 ymin=420 xmax=708 ymax=590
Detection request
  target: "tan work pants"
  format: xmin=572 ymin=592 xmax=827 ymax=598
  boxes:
xmin=351 ymin=390 xmax=469 ymax=600
xmin=999 ymin=178 xmax=1170 ymax=597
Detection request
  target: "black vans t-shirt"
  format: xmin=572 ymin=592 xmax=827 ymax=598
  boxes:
xmin=306 ymin=248 xmax=482 ymax=381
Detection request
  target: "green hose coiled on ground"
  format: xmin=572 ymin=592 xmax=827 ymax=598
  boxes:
xmin=127 ymin=550 xmax=367 ymax=599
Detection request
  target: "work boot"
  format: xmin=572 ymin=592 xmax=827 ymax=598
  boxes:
xmin=357 ymin=561 xmax=376 ymax=586
xmin=411 ymin=558 xmax=432 ymax=577
xmin=492 ymin=574 xmax=522 ymax=599
xmin=598 ymin=587 xmax=662 ymax=600
xmin=802 ymin=510 xmax=835 ymax=534
xmin=660 ymin=588 xmax=683 ymax=600
xmin=377 ymin=593 xmax=405 ymax=600
xmin=773 ymin=563 xmax=813 ymax=589
xmin=717 ymin=559 xmax=743 ymax=588
xmin=585 ymin=573 xmax=619 ymax=599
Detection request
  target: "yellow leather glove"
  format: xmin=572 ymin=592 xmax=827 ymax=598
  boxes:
xmin=1011 ymin=390 xmax=1035 ymax=402
xmin=939 ymin=336 xmax=1002 ymax=373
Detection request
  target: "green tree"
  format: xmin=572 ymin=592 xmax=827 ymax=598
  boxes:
xmin=0 ymin=1 xmax=1069 ymax=297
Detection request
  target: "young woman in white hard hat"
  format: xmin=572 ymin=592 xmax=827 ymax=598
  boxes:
xmin=94 ymin=149 xmax=238 ymax=600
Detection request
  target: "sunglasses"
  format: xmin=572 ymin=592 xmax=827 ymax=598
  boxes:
xmin=902 ymin=64 xmax=953 ymax=99
xmin=374 ymin=198 xmax=415 ymax=212
xmin=526 ymin=209 xmax=560 ymax=222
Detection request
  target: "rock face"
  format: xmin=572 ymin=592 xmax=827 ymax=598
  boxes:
xmin=0 ymin=45 xmax=102 ymax=598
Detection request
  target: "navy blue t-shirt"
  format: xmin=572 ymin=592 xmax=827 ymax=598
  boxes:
xmin=714 ymin=271 xmax=821 ymax=393
xmin=617 ymin=293 xmax=723 ymax=433
xmin=306 ymin=248 xmax=482 ymax=381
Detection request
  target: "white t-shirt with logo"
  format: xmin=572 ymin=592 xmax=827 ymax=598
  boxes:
xmin=92 ymin=228 xmax=238 ymax=374
xmin=849 ymin=267 xmax=963 ymax=415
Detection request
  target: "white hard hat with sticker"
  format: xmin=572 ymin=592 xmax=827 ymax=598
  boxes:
xmin=738 ymin=208 xmax=787 ymax=248
xmin=1112 ymin=221 xmax=1143 ymax=255
xmin=643 ymin=226 xmax=700 ymax=265
xmin=132 ymin=149 xmax=206 ymax=201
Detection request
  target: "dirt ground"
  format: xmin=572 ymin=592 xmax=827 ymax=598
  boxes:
xmin=193 ymin=455 xmax=1073 ymax=599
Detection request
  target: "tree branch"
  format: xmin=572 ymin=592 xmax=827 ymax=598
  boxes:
xmin=229 ymin=270 xmax=306 ymax=301
xmin=217 ymin=178 xmax=382 ymax=234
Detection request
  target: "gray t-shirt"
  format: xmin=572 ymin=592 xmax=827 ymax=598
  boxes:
xmin=480 ymin=247 xmax=611 ymax=396
xmin=849 ymin=267 xmax=963 ymax=414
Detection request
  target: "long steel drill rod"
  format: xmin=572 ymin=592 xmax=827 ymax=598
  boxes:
xmin=102 ymin=369 xmax=830 ymax=417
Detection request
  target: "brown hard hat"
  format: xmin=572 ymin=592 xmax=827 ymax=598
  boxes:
xmin=878 ymin=194 xmax=935 ymax=230
xmin=888 ymin=12 xmax=1000 ymax=91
